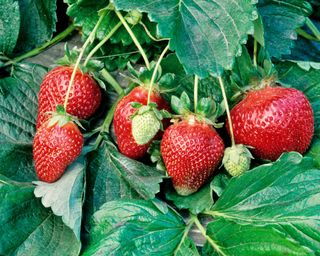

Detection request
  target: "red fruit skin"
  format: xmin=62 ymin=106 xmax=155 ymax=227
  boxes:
xmin=37 ymin=66 xmax=101 ymax=128
xmin=33 ymin=121 xmax=84 ymax=183
xmin=113 ymin=86 xmax=170 ymax=159
xmin=161 ymin=119 xmax=225 ymax=196
xmin=228 ymin=86 xmax=314 ymax=161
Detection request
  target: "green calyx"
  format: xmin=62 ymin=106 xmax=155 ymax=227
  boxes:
xmin=222 ymin=144 xmax=253 ymax=177
xmin=131 ymin=103 xmax=170 ymax=145
xmin=46 ymin=105 xmax=83 ymax=129
xmin=171 ymin=92 xmax=223 ymax=128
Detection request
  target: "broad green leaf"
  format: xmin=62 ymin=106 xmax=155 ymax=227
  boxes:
xmin=210 ymin=153 xmax=320 ymax=254
xmin=258 ymin=0 xmax=312 ymax=58
xmin=306 ymin=137 xmax=320 ymax=168
xmin=112 ymin=0 xmax=257 ymax=77
xmin=166 ymin=181 xmax=213 ymax=214
xmin=210 ymin=172 xmax=231 ymax=197
xmin=175 ymin=237 xmax=200 ymax=256
xmin=276 ymin=62 xmax=320 ymax=137
xmin=203 ymin=219 xmax=311 ymax=255
xmin=14 ymin=0 xmax=57 ymax=53
xmin=85 ymin=142 xmax=163 ymax=217
xmin=0 ymin=64 xmax=45 ymax=145
xmin=0 ymin=180 xmax=80 ymax=255
xmin=0 ymin=143 xmax=36 ymax=182
xmin=0 ymin=0 xmax=20 ymax=55
xmin=33 ymin=157 xmax=86 ymax=240
xmin=83 ymin=199 xmax=185 ymax=256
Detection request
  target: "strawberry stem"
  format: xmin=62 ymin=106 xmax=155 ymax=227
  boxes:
xmin=173 ymin=215 xmax=196 ymax=256
xmin=94 ymin=94 xmax=124 ymax=149
xmin=115 ymin=10 xmax=150 ymax=69
xmin=2 ymin=24 xmax=75 ymax=68
xmin=100 ymin=68 xmax=124 ymax=95
xmin=147 ymin=44 xmax=170 ymax=105
xmin=296 ymin=28 xmax=320 ymax=42
xmin=194 ymin=75 xmax=199 ymax=111
xmin=83 ymin=21 xmax=123 ymax=67
xmin=194 ymin=216 xmax=227 ymax=256
xmin=63 ymin=9 xmax=108 ymax=110
xmin=139 ymin=21 xmax=169 ymax=42
xmin=306 ymin=17 xmax=320 ymax=41
xmin=218 ymin=76 xmax=235 ymax=146
xmin=253 ymin=39 xmax=258 ymax=68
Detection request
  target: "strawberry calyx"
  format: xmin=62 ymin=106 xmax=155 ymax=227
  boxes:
xmin=46 ymin=105 xmax=84 ymax=129
xmin=170 ymin=91 xmax=224 ymax=128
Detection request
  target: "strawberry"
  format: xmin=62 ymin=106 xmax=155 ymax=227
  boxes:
xmin=113 ymin=86 xmax=169 ymax=159
xmin=37 ymin=66 xmax=101 ymax=128
xmin=228 ymin=86 xmax=314 ymax=161
xmin=160 ymin=116 xmax=225 ymax=196
xmin=33 ymin=116 xmax=83 ymax=183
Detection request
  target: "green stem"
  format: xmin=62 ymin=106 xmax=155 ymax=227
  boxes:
xmin=115 ymin=10 xmax=150 ymax=69
xmin=100 ymin=68 xmax=123 ymax=95
xmin=194 ymin=217 xmax=226 ymax=256
xmin=218 ymin=76 xmax=235 ymax=146
xmin=194 ymin=75 xmax=199 ymax=111
xmin=253 ymin=39 xmax=258 ymax=68
xmin=173 ymin=215 xmax=196 ymax=256
xmin=139 ymin=21 xmax=169 ymax=42
xmin=306 ymin=18 xmax=320 ymax=40
xmin=296 ymin=28 xmax=320 ymax=42
xmin=3 ymin=24 xmax=75 ymax=67
xmin=63 ymin=10 xmax=107 ymax=110
xmin=147 ymin=44 xmax=170 ymax=105
xmin=84 ymin=21 xmax=122 ymax=66
xmin=94 ymin=95 xmax=124 ymax=149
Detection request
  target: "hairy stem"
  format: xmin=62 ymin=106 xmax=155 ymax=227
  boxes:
xmin=306 ymin=18 xmax=320 ymax=40
xmin=194 ymin=217 xmax=226 ymax=256
xmin=3 ymin=24 xmax=75 ymax=67
xmin=100 ymin=68 xmax=124 ymax=95
xmin=194 ymin=75 xmax=199 ymax=111
xmin=218 ymin=76 xmax=235 ymax=146
xmin=84 ymin=21 xmax=122 ymax=66
xmin=174 ymin=215 xmax=196 ymax=256
xmin=296 ymin=28 xmax=320 ymax=42
xmin=115 ymin=10 xmax=150 ymax=69
xmin=94 ymin=95 xmax=124 ymax=149
xmin=63 ymin=10 xmax=107 ymax=110
xmin=253 ymin=39 xmax=258 ymax=67
xmin=147 ymin=44 xmax=170 ymax=104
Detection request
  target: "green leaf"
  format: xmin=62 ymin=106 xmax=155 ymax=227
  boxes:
xmin=33 ymin=157 xmax=86 ymax=241
xmin=306 ymin=137 xmax=320 ymax=168
xmin=85 ymin=142 xmax=164 ymax=217
xmin=166 ymin=182 xmax=213 ymax=215
xmin=14 ymin=0 xmax=57 ymax=53
xmin=82 ymin=199 xmax=185 ymax=255
xmin=112 ymin=0 xmax=257 ymax=77
xmin=0 ymin=180 xmax=80 ymax=255
xmin=0 ymin=143 xmax=36 ymax=182
xmin=203 ymin=219 xmax=312 ymax=255
xmin=210 ymin=172 xmax=231 ymax=197
xmin=0 ymin=0 xmax=20 ymax=55
xmin=210 ymin=153 xmax=320 ymax=254
xmin=276 ymin=62 xmax=320 ymax=137
xmin=258 ymin=0 xmax=312 ymax=58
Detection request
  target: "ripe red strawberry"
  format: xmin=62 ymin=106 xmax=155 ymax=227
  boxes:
xmin=228 ymin=86 xmax=314 ymax=161
xmin=113 ymin=86 xmax=169 ymax=159
xmin=33 ymin=119 xmax=83 ymax=183
xmin=161 ymin=117 xmax=225 ymax=196
xmin=37 ymin=66 xmax=101 ymax=128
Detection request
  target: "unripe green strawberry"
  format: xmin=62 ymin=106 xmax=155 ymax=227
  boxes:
xmin=222 ymin=144 xmax=253 ymax=177
xmin=132 ymin=111 xmax=161 ymax=145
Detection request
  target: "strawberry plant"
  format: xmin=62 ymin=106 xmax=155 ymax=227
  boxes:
xmin=0 ymin=0 xmax=320 ymax=255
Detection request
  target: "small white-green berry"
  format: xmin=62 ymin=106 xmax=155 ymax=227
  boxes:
xmin=223 ymin=144 xmax=253 ymax=177
xmin=132 ymin=111 xmax=161 ymax=145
